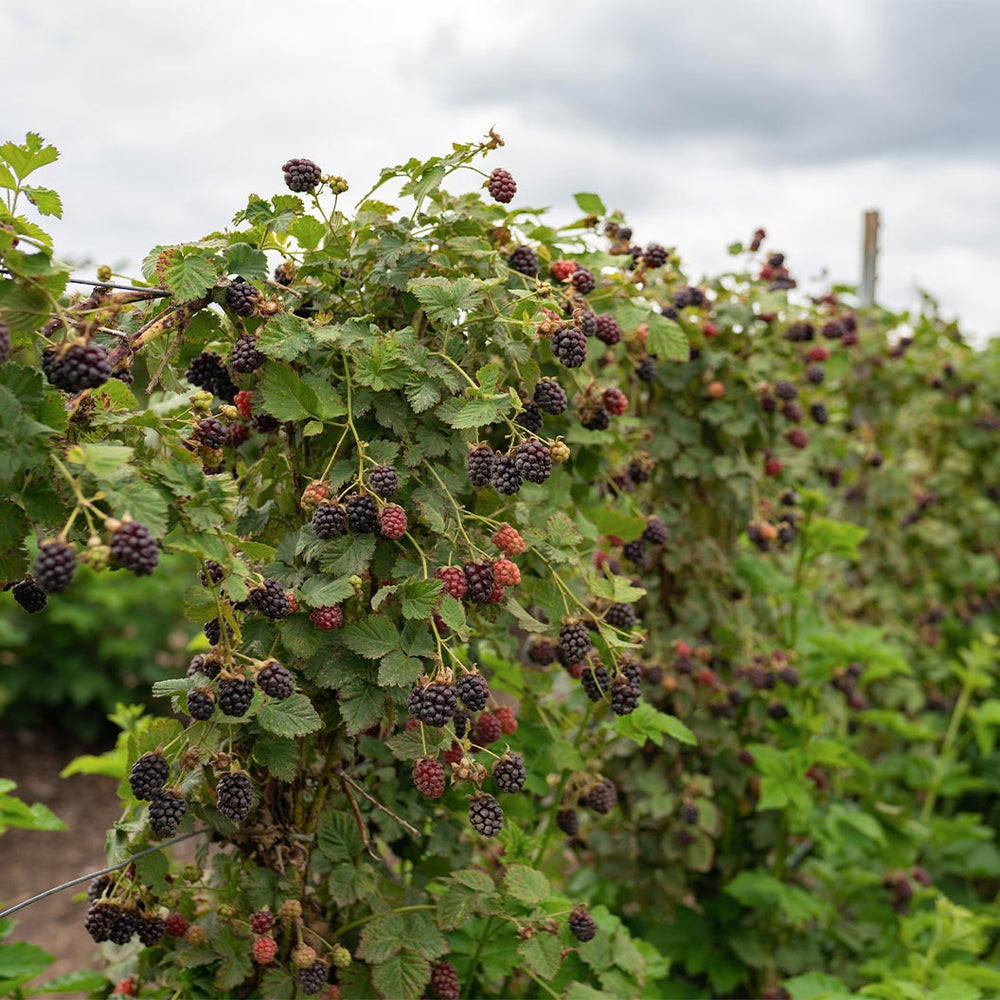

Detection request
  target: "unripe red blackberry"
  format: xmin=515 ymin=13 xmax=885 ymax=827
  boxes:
xmin=581 ymin=665 xmax=612 ymax=702
xmin=492 ymin=752 xmax=526 ymax=793
xmin=218 ymin=677 xmax=255 ymax=717
xmin=282 ymin=158 xmax=322 ymax=192
xmin=492 ymin=453 xmax=523 ymax=495
xmin=129 ymin=753 xmax=169 ymax=801
xmin=367 ymin=464 xmax=399 ymax=497
xmin=643 ymin=516 xmax=668 ymax=544
xmin=109 ymin=521 xmax=159 ymax=576
xmin=250 ymin=910 xmax=274 ymax=935
xmin=253 ymin=935 xmax=278 ymax=965
xmin=149 ymin=791 xmax=187 ymax=838
xmin=408 ymin=682 xmax=457 ymax=727
xmin=514 ymin=439 xmax=552 ymax=484
xmin=571 ymin=267 xmax=595 ymax=294
xmin=429 ymin=960 xmax=461 ymax=1000
xmin=508 ymin=245 xmax=538 ymax=276
xmin=787 ymin=428 xmax=809 ymax=449
xmin=297 ymin=960 xmax=328 ymax=996
xmin=643 ymin=243 xmax=668 ymax=268
xmin=225 ymin=280 xmax=260 ymax=319
xmin=583 ymin=777 xmax=616 ymax=814
xmin=193 ymin=416 xmax=227 ymax=449
xmin=466 ymin=445 xmax=495 ymax=487
xmin=185 ymin=350 xmax=239 ymax=402
xmin=487 ymin=168 xmax=517 ymax=203
xmin=492 ymin=558 xmax=521 ymax=587
xmin=533 ymin=378 xmax=568 ymax=415
xmin=216 ymin=771 xmax=253 ymax=822
xmin=187 ymin=687 xmax=215 ymax=721
xmin=312 ymin=503 xmax=348 ymax=540
xmin=449 ymin=674 xmax=489 ymax=715
xmin=310 ymin=604 xmax=344 ymax=630
xmin=473 ymin=712 xmax=503 ymax=747
xmin=636 ymin=355 xmax=657 ymax=381
xmin=378 ymin=504 xmax=408 ymax=540
xmin=228 ymin=332 xmax=265 ymax=373
xmin=551 ymin=326 xmax=587 ymax=368
xmin=569 ymin=905 xmax=597 ymax=942
xmin=610 ymin=679 xmax=640 ymax=716
xmin=412 ymin=758 xmax=446 ymax=798
xmin=559 ymin=622 xmax=592 ymax=663
xmin=234 ymin=389 xmax=254 ymax=419
xmin=345 ymin=493 xmax=378 ymax=533
xmin=164 ymin=912 xmax=188 ymax=937
xmin=0 ymin=317 xmax=9 ymax=365
xmin=551 ymin=259 xmax=577 ymax=281
xmin=43 ymin=341 xmax=112 ymax=392
xmin=603 ymin=387 xmax=628 ymax=415
xmin=463 ymin=561 xmax=495 ymax=603
xmin=436 ymin=566 xmax=468 ymax=600
xmin=33 ymin=540 xmax=76 ymax=594
xmin=494 ymin=705 xmax=517 ymax=734
xmin=11 ymin=577 xmax=47 ymax=613
xmin=556 ymin=808 xmax=579 ymax=836
xmin=492 ymin=523 xmax=525 ymax=555
xmin=468 ymin=792 xmax=504 ymax=836
xmin=257 ymin=660 xmax=295 ymax=699
xmin=593 ymin=313 xmax=622 ymax=345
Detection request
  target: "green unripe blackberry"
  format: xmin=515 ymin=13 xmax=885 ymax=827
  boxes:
xmin=129 ymin=753 xmax=169 ymax=800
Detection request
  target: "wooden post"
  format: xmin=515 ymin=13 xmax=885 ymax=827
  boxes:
xmin=861 ymin=210 xmax=879 ymax=308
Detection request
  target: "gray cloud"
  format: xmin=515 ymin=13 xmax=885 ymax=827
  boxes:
xmin=434 ymin=0 xmax=1000 ymax=163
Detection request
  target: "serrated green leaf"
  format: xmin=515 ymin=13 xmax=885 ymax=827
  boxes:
xmin=440 ymin=396 xmax=512 ymax=430
xmin=384 ymin=727 xmax=449 ymax=761
xmin=518 ymin=934 xmax=563 ymax=979
xmin=645 ymin=311 xmax=689 ymax=362
xmin=165 ymin=252 xmax=218 ymax=300
xmin=317 ymin=810 xmax=363 ymax=863
xmin=260 ymin=363 xmax=319 ymax=421
xmin=573 ymin=192 xmax=606 ymax=216
xmin=401 ymin=578 xmax=442 ymax=620
xmin=341 ymin=617 xmax=401 ymax=659
xmin=23 ymin=185 xmax=62 ymax=218
xmin=340 ymin=685 xmax=386 ymax=735
xmin=256 ymin=692 xmax=322 ymax=737
xmin=379 ymin=650 xmax=424 ymax=687
xmin=253 ymin=736 xmax=299 ymax=781
xmin=223 ymin=242 xmax=269 ymax=281
xmin=371 ymin=950 xmax=430 ymax=1000
xmin=288 ymin=215 xmax=327 ymax=250
xmin=300 ymin=574 xmax=355 ymax=606
xmin=36 ymin=969 xmax=108 ymax=993
xmin=610 ymin=701 xmax=696 ymax=746
xmin=408 ymin=276 xmax=487 ymax=324
xmin=504 ymin=864 xmax=551 ymax=905
xmin=257 ymin=312 xmax=314 ymax=360
xmin=436 ymin=593 xmax=467 ymax=633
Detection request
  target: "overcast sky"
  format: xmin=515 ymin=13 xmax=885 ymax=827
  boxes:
xmin=4 ymin=1 xmax=998 ymax=340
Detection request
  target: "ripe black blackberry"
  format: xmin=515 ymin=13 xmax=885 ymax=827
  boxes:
xmin=643 ymin=243 xmax=668 ymax=268
xmin=218 ymin=677 xmax=255 ymax=717
xmin=636 ymin=355 xmax=657 ymax=381
xmin=487 ymin=168 xmax=517 ymax=203
xmin=85 ymin=902 xmax=120 ymax=942
xmin=779 ymin=666 xmax=801 ymax=687
xmin=556 ymin=808 xmax=579 ymax=836
xmin=42 ymin=341 xmax=112 ymax=392
xmin=408 ymin=682 xmax=457 ymax=727
xmin=186 ymin=687 xmax=215 ymax=721
xmin=610 ymin=679 xmax=640 ymax=716
xmin=254 ymin=413 xmax=280 ymax=432
xmin=33 ymin=540 xmax=76 ymax=594
xmin=228 ymin=332 xmax=265 ymax=373
xmin=774 ymin=380 xmax=798 ymax=401
xmin=203 ymin=617 xmax=232 ymax=646
xmin=188 ymin=653 xmax=222 ymax=678
xmin=468 ymin=792 xmax=504 ymax=836
xmin=643 ymin=516 xmax=668 ymax=544
xmin=569 ymin=905 xmax=597 ymax=942
xmin=250 ymin=578 xmax=292 ymax=618
xmin=149 ymin=791 xmax=187 ymax=838
xmin=622 ymin=538 xmax=647 ymax=567
xmin=282 ymin=158 xmax=322 ymax=192
xmin=578 ymin=309 xmax=597 ymax=337
xmin=199 ymin=560 xmax=225 ymax=586
xmin=225 ymin=279 xmax=259 ymax=318
xmin=822 ymin=319 xmax=845 ymax=340
xmin=581 ymin=408 xmax=611 ymax=431
xmin=551 ymin=327 xmax=587 ymax=368
xmin=194 ymin=416 xmax=227 ymax=449
xmin=559 ymin=622 xmax=592 ymax=663
xmin=110 ymin=521 xmax=159 ymax=575
xmin=0 ymin=317 xmax=9 ymax=364
xmin=184 ymin=350 xmax=239 ymax=402
xmin=129 ymin=753 xmax=170 ymax=801
xmin=515 ymin=439 xmax=552 ymax=484
xmin=456 ymin=673 xmax=490 ymax=711
xmin=492 ymin=752 xmax=526 ymax=793
xmin=297 ymin=960 xmax=328 ymax=996
xmin=87 ymin=875 xmax=111 ymax=903
xmin=806 ymin=364 xmax=826 ymax=385
xmin=216 ymin=771 xmax=254 ymax=822
xmin=466 ymin=445 xmax=495 ymax=487
xmin=516 ymin=403 xmax=544 ymax=434
xmin=571 ymin=267 xmax=595 ymax=294
xmin=452 ymin=709 xmax=471 ymax=739
xmin=583 ymin=777 xmax=616 ymax=815
xmin=810 ymin=402 xmax=829 ymax=425
xmin=661 ymin=304 xmax=679 ymax=321
xmin=489 ymin=453 xmax=521 ymax=495
xmin=137 ymin=916 xmax=166 ymax=947
xmin=367 ymin=464 xmax=399 ymax=497
xmin=605 ymin=603 xmax=637 ymax=629
xmin=534 ymin=378 xmax=568 ymax=415
xmin=681 ymin=801 xmax=700 ymax=825
xmin=108 ymin=908 xmax=142 ymax=945
xmin=508 ymin=245 xmax=538 ymax=276
xmin=594 ymin=313 xmax=622 ymax=345
xmin=464 ymin=561 xmax=495 ymax=603
xmin=621 ymin=659 xmax=642 ymax=686
xmin=345 ymin=493 xmax=379 ymax=533
xmin=12 ymin=577 xmax=47 ymax=613
xmin=312 ymin=503 xmax=347 ymax=539
xmin=257 ymin=660 xmax=295 ymax=699
xmin=581 ymin=665 xmax=612 ymax=702
xmin=430 ymin=960 xmax=461 ymax=1000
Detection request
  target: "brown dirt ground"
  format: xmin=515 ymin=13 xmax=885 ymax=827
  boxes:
xmin=1 ymin=726 xmax=121 ymax=985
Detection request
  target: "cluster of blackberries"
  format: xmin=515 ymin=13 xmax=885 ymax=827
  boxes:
xmin=85 ymin=900 xmax=165 ymax=946
xmin=42 ymin=341 xmax=112 ymax=392
xmin=466 ymin=441 xmax=553 ymax=494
